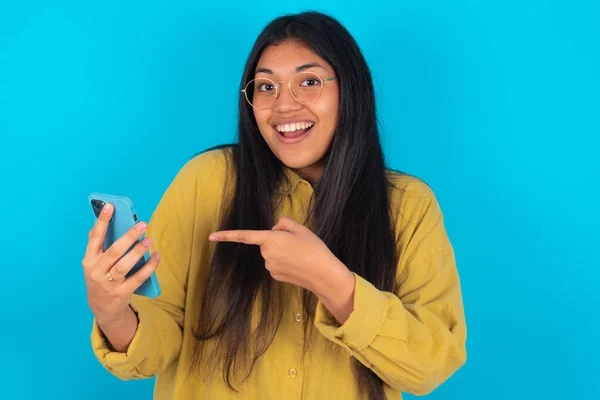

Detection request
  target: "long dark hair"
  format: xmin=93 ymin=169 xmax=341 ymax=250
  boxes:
xmin=190 ymin=11 xmax=398 ymax=400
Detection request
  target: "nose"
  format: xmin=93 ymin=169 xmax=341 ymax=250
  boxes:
xmin=274 ymin=82 xmax=302 ymax=113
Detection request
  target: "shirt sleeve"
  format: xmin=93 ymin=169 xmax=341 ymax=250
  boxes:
xmin=314 ymin=180 xmax=467 ymax=395
xmin=90 ymin=150 xmax=226 ymax=380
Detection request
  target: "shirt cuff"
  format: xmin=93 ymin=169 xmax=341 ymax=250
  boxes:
xmin=314 ymin=273 xmax=390 ymax=351
xmin=90 ymin=298 xmax=154 ymax=377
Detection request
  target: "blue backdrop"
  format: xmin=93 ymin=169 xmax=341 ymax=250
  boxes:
xmin=1 ymin=1 xmax=598 ymax=399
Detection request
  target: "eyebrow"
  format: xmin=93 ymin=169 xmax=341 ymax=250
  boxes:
xmin=255 ymin=63 xmax=327 ymax=74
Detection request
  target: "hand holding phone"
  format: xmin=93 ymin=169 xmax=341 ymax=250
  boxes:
xmin=82 ymin=193 xmax=161 ymax=328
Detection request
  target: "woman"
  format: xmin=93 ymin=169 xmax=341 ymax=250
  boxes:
xmin=82 ymin=11 xmax=467 ymax=400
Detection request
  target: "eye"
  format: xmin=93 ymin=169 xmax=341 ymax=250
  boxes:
xmin=258 ymin=83 xmax=276 ymax=92
xmin=300 ymin=78 xmax=320 ymax=87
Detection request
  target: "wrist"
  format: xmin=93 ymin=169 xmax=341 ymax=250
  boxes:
xmin=315 ymin=261 xmax=355 ymax=325
xmin=97 ymin=306 xmax=135 ymax=330
xmin=313 ymin=258 xmax=355 ymax=307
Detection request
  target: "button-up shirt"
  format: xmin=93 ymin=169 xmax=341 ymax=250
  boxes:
xmin=91 ymin=148 xmax=467 ymax=399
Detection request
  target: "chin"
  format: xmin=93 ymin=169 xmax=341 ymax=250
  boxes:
xmin=279 ymin=157 xmax=313 ymax=170
xmin=274 ymin=150 xmax=319 ymax=170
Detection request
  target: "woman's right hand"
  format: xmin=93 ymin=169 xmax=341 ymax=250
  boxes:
xmin=81 ymin=202 xmax=161 ymax=328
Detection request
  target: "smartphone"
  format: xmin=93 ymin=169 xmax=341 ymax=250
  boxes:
xmin=88 ymin=192 xmax=161 ymax=298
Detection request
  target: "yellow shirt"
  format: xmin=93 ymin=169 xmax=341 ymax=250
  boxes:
xmin=91 ymin=148 xmax=467 ymax=399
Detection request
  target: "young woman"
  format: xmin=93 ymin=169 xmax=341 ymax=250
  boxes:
xmin=82 ymin=11 xmax=467 ymax=400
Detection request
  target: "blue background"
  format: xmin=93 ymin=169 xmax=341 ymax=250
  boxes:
xmin=1 ymin=0 xmax=599 ymax=399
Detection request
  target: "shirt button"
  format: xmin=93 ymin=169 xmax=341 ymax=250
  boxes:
xmin=288 ymin=368 xmax=297 ymax=377
xmin=294 ymin=313 xmax=303 ymax=322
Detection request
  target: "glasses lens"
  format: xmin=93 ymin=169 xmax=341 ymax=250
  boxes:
xmin=245 ymin=78 xmax=276 ymax=109
xmin=290 ymin=72 xmax=323 ymax=104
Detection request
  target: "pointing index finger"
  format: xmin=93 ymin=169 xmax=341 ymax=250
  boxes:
xmin=209 ymin=230 xmax=269 ymax=245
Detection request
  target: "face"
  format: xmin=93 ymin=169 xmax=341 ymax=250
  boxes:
xmin=250 ymin=40 xmax=339 ymax=185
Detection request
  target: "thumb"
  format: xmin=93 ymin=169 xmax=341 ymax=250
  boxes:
xmin=272 ymin=216 xmax=300 ymax=232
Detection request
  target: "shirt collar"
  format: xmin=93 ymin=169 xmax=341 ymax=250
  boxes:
xmin=282 ymin=167 xmax=313 ymax=195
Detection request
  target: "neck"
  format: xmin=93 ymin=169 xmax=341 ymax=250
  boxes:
xmin=292 ymin=162 xmax=324 ymax=186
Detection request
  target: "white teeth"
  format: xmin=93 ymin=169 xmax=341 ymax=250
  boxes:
xmin=276 ymin=122 xmax=314 ymax=133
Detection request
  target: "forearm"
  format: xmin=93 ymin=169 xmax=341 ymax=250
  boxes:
xmin=97 ymin=306 xmax=139 ymax=353
xmin=92 ymin=298 xmax=184 ymax=380
xmin=314 ymin=270 xmax=467 ymax=395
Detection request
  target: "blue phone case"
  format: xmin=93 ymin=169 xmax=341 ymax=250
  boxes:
xmin=88 ymin=192 xmax=161 ymax=298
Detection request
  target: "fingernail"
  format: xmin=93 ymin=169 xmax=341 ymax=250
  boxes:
xmin=136 ymin=222 xmax=147 ymax=232
xmin=153 ymin=252 xmax=161 ymax=260
xmin=102 ymin=203 xmax=112 ymax=214
xmin=142 ymin=238 xmax=152 ymax=247
xmin=208 ymin=234 xmax=218 ymax=241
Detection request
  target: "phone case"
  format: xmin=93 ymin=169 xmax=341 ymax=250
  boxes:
xmin=88 ymin=192 xmax=161 ymax=298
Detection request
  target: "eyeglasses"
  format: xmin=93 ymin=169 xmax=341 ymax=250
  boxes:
xmin=241 ymin=71 xmax=336 ymax=110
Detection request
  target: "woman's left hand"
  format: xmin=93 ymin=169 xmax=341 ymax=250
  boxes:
xmin=208 ymin=216 xmax=352 ymax=296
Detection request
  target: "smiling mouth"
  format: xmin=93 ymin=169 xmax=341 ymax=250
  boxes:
xmin=274 ymin=122 xmax=315 ymax=138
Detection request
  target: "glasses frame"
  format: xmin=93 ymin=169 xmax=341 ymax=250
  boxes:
xmin=241 ymin=71 xmax=336 ymax=110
